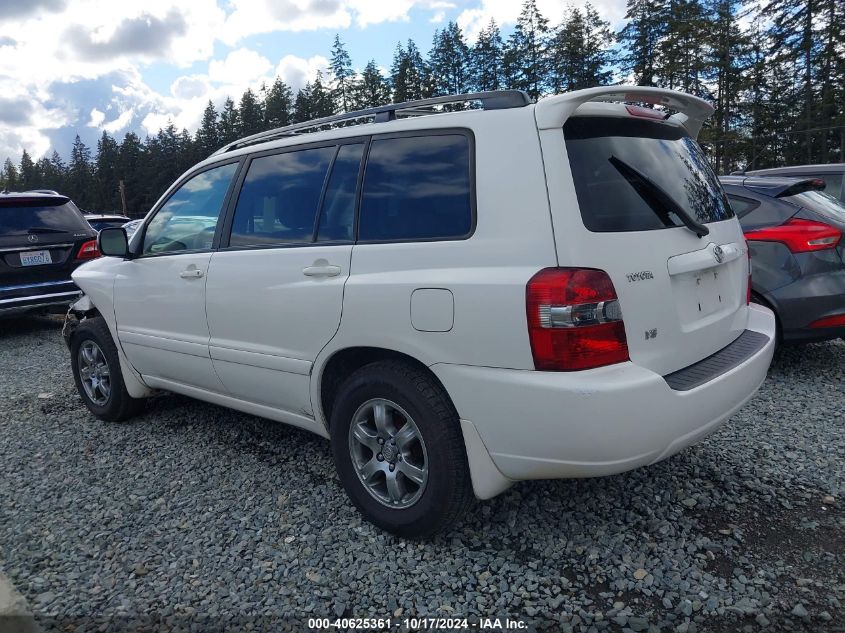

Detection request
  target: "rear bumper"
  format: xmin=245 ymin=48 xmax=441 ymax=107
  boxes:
xmin=432 ymin=303 xmax=776 ymax=481
xmin=764 ymin=270 xmax=845 ymax=342
xmin=0 ymin=280 xmax=81 ymax=317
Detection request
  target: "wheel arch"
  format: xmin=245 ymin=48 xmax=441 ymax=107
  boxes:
xmin=314 ymin=345 xmax=512 ymax=500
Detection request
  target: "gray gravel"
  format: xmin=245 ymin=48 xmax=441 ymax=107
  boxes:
xmin=0 ymin=315 xmax=843 ymax=632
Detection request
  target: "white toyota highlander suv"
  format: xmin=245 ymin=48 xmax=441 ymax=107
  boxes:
xmin=64 ymin=87 xmax=776 ymax=537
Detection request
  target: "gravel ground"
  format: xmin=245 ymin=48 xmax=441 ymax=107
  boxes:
xmin=0 ymin=315 xmax=843 ymax=633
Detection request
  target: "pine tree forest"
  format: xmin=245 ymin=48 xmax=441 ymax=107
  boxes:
xmin=1 ymin=0 xmax=842 ymax=217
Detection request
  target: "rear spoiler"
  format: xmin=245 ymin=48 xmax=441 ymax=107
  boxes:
xmin=534 ymin=86 xmax=715 ymax=138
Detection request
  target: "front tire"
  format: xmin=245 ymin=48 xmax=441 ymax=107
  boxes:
xmin=330 ymin=360 xmax=473 ymax=538
xmin=70 ymin=317 xmax=144 ymax=422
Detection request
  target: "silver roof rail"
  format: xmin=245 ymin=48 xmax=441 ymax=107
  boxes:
xmin=212 ymin=90 xmax=532 ymax=156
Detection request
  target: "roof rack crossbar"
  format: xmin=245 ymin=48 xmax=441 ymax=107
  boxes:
xmin=213 ymin=90 xmax=531 ymax=155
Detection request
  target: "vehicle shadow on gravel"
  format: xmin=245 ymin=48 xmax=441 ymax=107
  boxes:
xmin=0 ymin=314 xmax=64 ymax=338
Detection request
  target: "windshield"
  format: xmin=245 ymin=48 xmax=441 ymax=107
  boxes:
xmin=564 ymin=116 xmax=733 ymax=233
xmin=782 ymin=189 xmax=845 ymax=223
xmin=0 ymin=201 xmax=90 ymax=234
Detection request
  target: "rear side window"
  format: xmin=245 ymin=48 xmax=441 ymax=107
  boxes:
xmin=358 ymin=134 xmax=472 ymax=242
xmin=564 ymin=117 xmax=733 ymax=233
xmin=727 ymin=195 xmax=760 ymax=218
xmin=230 ymin=146 xmax=334 ymax=246
xmin=783 ymin=190 xmax=845 ymax=223
xmin=0 ymin=200 xmax=90 ymax=235
xmin=799 ymin=174 xmax=842 ymax=200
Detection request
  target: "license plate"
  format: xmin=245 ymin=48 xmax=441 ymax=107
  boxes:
xmin=694 ymin=268 xmax=727 ymax=316
xmin=20 ymin=250 xmax=53 ymax=266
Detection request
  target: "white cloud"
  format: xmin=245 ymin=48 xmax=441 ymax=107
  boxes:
xmin=208 ymin=48 xmax=273 ymax=84
xmin=221 ymin=0 xmax=351 ymax=44
xmin=275 ymin=54 xmax=330 ymax=92
xmin=88 ymin=108 xmax=105 ymax=127
xmin=171 ymin=75 xmax=211 ymax=100
xmin=458 ymin=0 xmax=627 ymax=41
xmin=102 ymin=108 xmax=134 ymax=134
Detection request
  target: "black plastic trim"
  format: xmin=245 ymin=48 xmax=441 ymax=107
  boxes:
xmin=663 ymin=329 xmax=769 ymax=391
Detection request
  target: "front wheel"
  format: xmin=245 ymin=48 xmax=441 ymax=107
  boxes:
xmin=70 ymin=317 xmax=144 ymax=422
xmin=330 ymin=360 xmax=473 ymax=538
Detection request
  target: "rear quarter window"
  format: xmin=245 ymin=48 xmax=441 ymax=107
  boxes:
xmin=358 ymin=133 xmax=473 ymax=242
xmin=564 ymin=117 xmax=733 ymax=233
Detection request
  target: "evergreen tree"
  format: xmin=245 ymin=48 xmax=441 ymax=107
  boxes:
xmin=505 ymin=0 xmax=551 ymax=99
xmin=95 ymin=131 xmax=120 ymax=211
xmin=293 ymin=83 xmax=315 ymax=123
xmin=549 ymin=5 xmax=614 ymax=92
xmin=354 ymin=60 xmax=391 ymax=108
xmin=656 ymin=0 xmax=710 ymax=94
xmin=238 ymin=88 xmax=264 ymax=137
xmin=1 ymin=158 xmax=18 ymax=191
xmin=310 ymin=71 xmax=335 ymax=118
xmin=218 ymin=97 xmax=240 ymax=145
xmin=618 ymin=0 xmax=666 ymax=86
xmin=292 ymin=74 xmax=335 ymax=123
xmin=195 ymin=100 xmax=221 ymax=156
xmin=428 ymin=21 xmax=471 ymax=97
xmin=330 ymin=34 xmax=355 ymax=112
xmin=471 ymin=19 xmax=505 ymax=91
xmin=701 ymin=0 xmax=753 ymax=173
xmin=68 ymin=135 xmax=94 ymax=208
xmin=118 ymin=133 xmax=144 ymax=217
xmin=263 ymin=78 xmax=294 ymax=128
xmin=18 ymin=149 xmax=37 ymax=191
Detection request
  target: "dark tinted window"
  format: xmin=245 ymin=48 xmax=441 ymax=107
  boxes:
xmin=0 ymin=200 xmax=90 ymax=235
xmin=799 ymin=174 xmax=842 ymax=200
xmin=317 ymin=143 xmax=364 ymax=242
xmin=783 ymin=190 xmax=845 ymax=223
xmin=727 ymin=195 xmax=760 ymax=217
xmin=565 ymin=117 xmax=733 ymax=233
xmin=144 ymin=162 xmax=238 ymax=254
xmin=230 ymin=146 xmax=334 ymax=247
xmin=359 ymin=134 xmax=472 ymax=241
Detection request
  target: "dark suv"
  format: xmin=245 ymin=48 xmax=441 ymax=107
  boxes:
xmin=0 ymin=192 xmax=99 ymax=317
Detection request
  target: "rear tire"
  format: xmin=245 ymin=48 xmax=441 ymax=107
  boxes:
xmin=330 ymin=360 xmax=473 ymax=538
xmin=70 ymin=317 xmax=144 ymax=422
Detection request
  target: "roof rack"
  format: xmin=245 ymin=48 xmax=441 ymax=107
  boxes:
xmin=213 ymin=90 xmax=532 ymax=155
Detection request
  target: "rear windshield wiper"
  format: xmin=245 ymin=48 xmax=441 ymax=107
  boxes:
xmin=609 ymin=155 xmax=709 ymax=238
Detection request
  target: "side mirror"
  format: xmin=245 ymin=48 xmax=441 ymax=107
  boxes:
xmin=98 ymin=227 xmax=129 ymax=258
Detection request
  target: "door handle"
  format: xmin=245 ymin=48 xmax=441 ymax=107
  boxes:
xmin=302 ymin=265 xmax=341 ymax=277
xmin=179 ymin=269 xmax=204 ymax=279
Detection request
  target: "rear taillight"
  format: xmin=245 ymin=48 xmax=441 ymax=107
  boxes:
xmin=809 ymin=314 xmax=845 ymax=329
xmin=744 ymin=218 xmax=841 ymax=253
xmin=75 ymin=239 xmax=100 ymax=260
xmin=746 ymin=243 xmax=752 ymax=305
xmin=526 ymin=268 xmax=629 ymax=371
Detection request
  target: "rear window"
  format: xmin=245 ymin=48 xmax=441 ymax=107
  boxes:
xmin=796 ymin=173 xmax=842 ymax=200
xmin=783 ymin=189 xmax=845 ymax=223
xmin=0 ymin=200 xmax=90 ymax=234
xmin=358 ymin=134 xmax=473 ymax=242
xmin=564 ymin=117 xmax=733 ymax=233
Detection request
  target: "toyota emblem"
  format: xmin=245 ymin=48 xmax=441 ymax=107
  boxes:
xmin=27 ymin=234 xmax=38 ymax=243
xmin=713 ymin=245 xmax=724 ymax=263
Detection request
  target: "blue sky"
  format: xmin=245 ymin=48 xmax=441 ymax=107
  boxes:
xmin=0 ymin=0 xmax=627 ymax=165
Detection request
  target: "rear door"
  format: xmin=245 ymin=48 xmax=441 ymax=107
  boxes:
xmin=543 ymin=114 xmax=749 ymax=375
xmin=0 ymin=197 xmax=96 ymax=304
xmin=205 ymin=140 xmax=364 ymax=415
